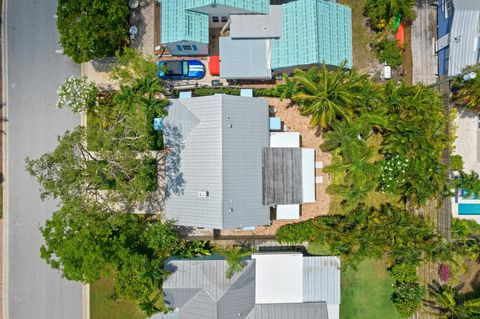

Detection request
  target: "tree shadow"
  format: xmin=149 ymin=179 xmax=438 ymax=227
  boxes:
xmin=163 ymin=125 xmax=186 ymax=199
xmin=136 ymin=125 xmax=185 ymax=214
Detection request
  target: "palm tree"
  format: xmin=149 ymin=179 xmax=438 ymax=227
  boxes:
xmin=320 ymin=121 xmax=363 ymax=153
xmin=216 ymin=246 xmax=253 ymax=279
xmin=429 ymin=284 xmax=480 ymax=319
xmin=453 ymin=74 xmax=480 ymax=110
xmin=290 ymin=62 xmax=368 ymax=129
xmin=139 ymin=291 xmax=163 ymax=317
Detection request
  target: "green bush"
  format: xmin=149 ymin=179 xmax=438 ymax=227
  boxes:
xmin=191 ymin=87 xmax=281 ymax=98
xmin=390 ymin=281 xmax=425 ymax=317
xmin=192 ymin=87 xmax=240 ymax=96
xmin=275 ymin=218 xmax=319 ymax=244
xmin=364 ymin=0 xmax=416 ymax=31
xmin=388 ymin=262 xmax=418 ymax=283
xmin=57 ymin=0 xmax=130 ymax=63
xmin=374 ymin=38 xmax=403 ymax=68
xmin=253 ymin=88 xmax=282 ymax=98
xmin=449 ymin=155 xmax=464 ymax=172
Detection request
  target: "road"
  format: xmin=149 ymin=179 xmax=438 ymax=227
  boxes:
xmin=3 ymin=0 xmax=83 ymax=318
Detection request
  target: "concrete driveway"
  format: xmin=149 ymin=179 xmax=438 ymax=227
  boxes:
xmin=411 ymin=0 xmax=438 ymax=85
xmin=3 ymin=0 xmax=83 ymax=318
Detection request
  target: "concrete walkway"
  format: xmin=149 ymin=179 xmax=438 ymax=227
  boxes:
xmin=411 ymin=0 xmax=438 ymax=85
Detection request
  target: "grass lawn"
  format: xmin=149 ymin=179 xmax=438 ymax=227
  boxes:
xmin=341 ymin=259 xmax=402 ymax=319
xmin=90 ymin=276 xmax=146 ymax=319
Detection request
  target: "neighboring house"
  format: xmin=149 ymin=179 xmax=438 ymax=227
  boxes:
xmin=154 ymin=253 xmax=340 ymax=319
xmin=162 ymin=95 xmax=316 ymax=229
xmin=437 ymin=0 xmax=480 ymax=76
xmin=452 ymin=109 xmax=480 ymax=223
xmin=160 ymin=0 xmax=352 ymax=79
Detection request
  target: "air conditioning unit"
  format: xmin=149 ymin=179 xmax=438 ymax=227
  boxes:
xmin=198 ymin=191 xmax=209 ymax=198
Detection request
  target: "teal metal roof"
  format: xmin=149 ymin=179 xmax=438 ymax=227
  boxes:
xmin=271 ymin=0 xmax=352 ymax=69
xmin=161 ymin=0 xmax=270 ymax=44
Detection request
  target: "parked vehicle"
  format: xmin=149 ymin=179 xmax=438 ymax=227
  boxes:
xmin=157 ymin=60 xmax=206 ymax=80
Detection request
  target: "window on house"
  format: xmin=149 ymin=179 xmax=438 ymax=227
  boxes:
xmin=176 ymin=45 xmax=183 ymax=51
xmin=182 ymin=45 xmax=192 ymax=50
xmin=221 ymin=16 xmax=228 ymax=22
xmin=212 ymin=16 xmax=219 ymax=23
xmin=192 ymin=44 xmax=198 ymax=51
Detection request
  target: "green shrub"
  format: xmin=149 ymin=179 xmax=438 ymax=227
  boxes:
xmin=364 ymin=0 xmax=416 ymax=32
xmin=449 ymin=155 xmax=464 ymax=172
xmin=192 ymin=87 xmax=240 ymax=96
xmin=391 ymin=281 xmax=425 ymax=317
xmin=374 ymin=38 xmax=403 ymax=68
xmin=388 ymin=262 xmax=418 ymax=283
xmin=276 ymin=219 xmax=319 ymax=244
xmin=452 ymin=219 xmax=480 ymax=238
xmin=253 ymin=88 xmax=281 ymax=98
xmin=191 ymin=87 xmax=281 ymax=98
xmin=57 ymin=0 xmax=130 ymax=63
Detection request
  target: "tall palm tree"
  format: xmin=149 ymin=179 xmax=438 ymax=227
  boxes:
xmin=290 ymin=62 xmax=368 ymax=129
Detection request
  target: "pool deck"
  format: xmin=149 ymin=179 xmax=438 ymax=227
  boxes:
xmin=451 ymin=197 xmax=480 ymax=223
xmin=455 ymin=108 xmax=480 ymax=174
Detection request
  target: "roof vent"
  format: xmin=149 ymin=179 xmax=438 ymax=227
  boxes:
xmin=228 ymin=124 xmax=233 ymax=128
xmin=198 ymin=191 xmax=209 ymax=198
xmin=228 ymin=208 xmax=234 ymax=213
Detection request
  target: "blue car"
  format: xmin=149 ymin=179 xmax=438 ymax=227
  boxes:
xmin=157 ymin=60 xmax=206 ymax=80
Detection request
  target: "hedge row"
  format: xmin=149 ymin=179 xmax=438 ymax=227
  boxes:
xmin=185 ymin=87 xmax=282 ymax=98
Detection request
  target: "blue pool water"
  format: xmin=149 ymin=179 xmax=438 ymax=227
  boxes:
xmin=459 ymin=203 xmax=480 ymax=215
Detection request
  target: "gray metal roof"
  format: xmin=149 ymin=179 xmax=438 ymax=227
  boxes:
xmin=219 ymin=37 xmax=272 ymax=79
xmin=230 ymin=5 xmax=283 ymax=39
xmin=245 ymin=303 xmax=329 ymax=319
xmin=163 ymin=95 xmax=270 ymax=229
xmin=448 ymin=0 xmax=480 ymax=75
xmin=263 ymin=147 xmax=303 ymax=205
xmin=163 ymin=258 xmax=256 ymax=319
xmin=303 ymin=256 xmax=341 ymax=304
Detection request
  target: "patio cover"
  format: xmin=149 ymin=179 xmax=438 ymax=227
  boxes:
xmin=263 ymin=147 xmax=303 ymax=205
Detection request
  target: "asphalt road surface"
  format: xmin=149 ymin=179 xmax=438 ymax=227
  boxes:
xmin=4 ymin=0 xmax=83 ymax=318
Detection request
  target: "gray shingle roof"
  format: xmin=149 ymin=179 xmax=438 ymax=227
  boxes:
xmin=262 ymin=147 xmax=303 ymax=205
xmin=163 ymin=95 xmax=270 ymax=229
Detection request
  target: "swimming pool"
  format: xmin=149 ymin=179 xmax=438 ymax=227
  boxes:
xmin=458 ymin=203 xmax=480 ymax=215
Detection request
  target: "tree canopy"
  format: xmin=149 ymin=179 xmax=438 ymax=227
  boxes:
xmin=57 ymin=0 xmax=130 ymax=63
xmin=27 ymin=51 xmax=178 ymax=316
